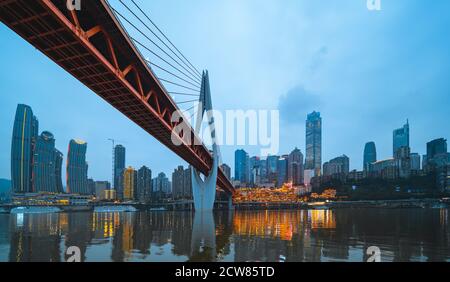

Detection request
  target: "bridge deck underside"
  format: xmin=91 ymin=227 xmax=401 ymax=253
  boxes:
xmin=0 ymin=0 xmax=233 ymax=194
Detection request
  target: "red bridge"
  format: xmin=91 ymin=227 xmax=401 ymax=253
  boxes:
xmin=0 ymin=0 xmax=234 ymax=195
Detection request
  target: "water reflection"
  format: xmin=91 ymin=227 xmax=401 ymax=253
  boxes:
xmin=0 ymin=208 xmax=449 ymax=262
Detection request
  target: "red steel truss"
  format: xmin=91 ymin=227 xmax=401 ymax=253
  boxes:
xmin=0 ymin=0 xmax=234 ymax=194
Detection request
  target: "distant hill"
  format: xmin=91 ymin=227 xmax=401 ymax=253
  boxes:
xmin=0 ymin=179 xmax=11 ymax=193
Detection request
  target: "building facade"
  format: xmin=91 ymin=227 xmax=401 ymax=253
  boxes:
xmin=66 ymin=139 xmax=89 ymax=195
xmin=33 ymin=131 xmax=60 ymax=193
xmin=323 ymin=155 xmax=350 ymax=177
xmin=136 ymin=166 xmax=152 ymax=203
xmin=235 ymin=149 xmax=249 ymax=185
xmin=288 ymin=147 xmax=304 ymax=185
xmin=363 ymin=142 xmax=377 ymax=171
xmin=305 ymin=111 xmax=322 ymax=176
xmin=11 ymin=104 xmax=39 ymax=193
xmin=220 ymin=164 xmax=231 ymax=180
xmin=276 ymin=156 xmax=288 ymax=187
xmin=113 ymin=145 xmax=126 ymax=192
xmin=123 ymin=166 xmax=136 ymax=201
xmin=393 ymin=120 xmax=409 ymax=156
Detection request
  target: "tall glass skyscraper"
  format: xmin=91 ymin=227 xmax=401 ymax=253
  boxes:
xmin=114 ymin=145 xmax=126 ymax=191
xmin=33 ymin=131 xmax=58 ymax=193
xmin=276 ymin=156 xmax=288 ymax=187
xmin=66 ymin=139 xmax=89 ymax=194
xmin=393 ymin=120 xmax=410 ymax=156
xmin=363 ymin=142 xmax=377 ymax=171
xmin=305 ymin=111 xmax=322 ymax=176
xmin=11 ymin=104 xmax=39 ymax=193
xmin=234 ymin=149 xmax=249 ymax=184
xmin=54 ymin=149 xmax=64 ymax=193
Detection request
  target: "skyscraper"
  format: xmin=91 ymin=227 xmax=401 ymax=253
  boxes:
xmin=33 ymin=131 xmax=58 ymax=193
xmin=249 ymin=156 xmax=260 ymax=185
xmin=266 ymin=155 xmax=279 ymax=184
xmin=305 ymin=111 xmax=322 ymax=176
xmin=235 ymin=149 xmax=249 ymax=184
xmin=66 ymin=139 xmax=89 ymax=195
xmin=11 ymin=104 xmax=38 ymax=193
xmin=113 ymin=145 xmax=126 ymax=191
xmin=220 ymin=164 xmax=231 ymax=180
xmin=123 ymin=166 xmax=136 ymax=201
xmin=363 ymin=142 xmax=377 ymax=171
xmin=288 ymin=148 xmax=304 ymax=185
xmin=172 ymin=166 xmax=185 ymax=200
xmin=54 ymin=149 xmax=64 ymax=193
xmin=137 ymin=166 xmax=152 ymax=203
xmin=393 ymin=120 xmax=410 ymax=156
xmin=276 ymin=156 xmax=288 ymax=187
xmin=425 ymin=138 xmax=448 ymax=170
xmin=410 ymin=153 xmax=421 ymax=171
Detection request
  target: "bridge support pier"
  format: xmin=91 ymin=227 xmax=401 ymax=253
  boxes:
xmin=192 ymin=143 xmax=218 ymax=211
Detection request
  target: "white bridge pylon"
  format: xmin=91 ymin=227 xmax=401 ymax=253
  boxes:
xmin=191 ymin=70 xmax=219 ymax=211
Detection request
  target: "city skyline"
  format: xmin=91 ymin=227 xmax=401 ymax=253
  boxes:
xmin=1 ymin=1 xmax=450 ymax=182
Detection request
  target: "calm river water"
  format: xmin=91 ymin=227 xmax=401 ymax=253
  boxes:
xmin=0 ymin=208 xmax=449 ymax=262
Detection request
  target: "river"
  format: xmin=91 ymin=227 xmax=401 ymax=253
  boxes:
xmin=0 ymin=208 xmax=449 ymax=262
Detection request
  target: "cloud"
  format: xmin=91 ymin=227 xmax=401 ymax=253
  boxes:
xmin=278 ymin=86 xmax=321 ymax=125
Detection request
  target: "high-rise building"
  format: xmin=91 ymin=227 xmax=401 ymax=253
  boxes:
xmin=288 ymin=147 xmax=304 ymax=185
xmin=424 ymin=138 xmax=448 ymax=172
xmin=220 ymin=163 xmax=231 ymax=180
xmin=11 ymin=104 xmax=39 ymax=193
xmin=276 ymin=156 xmax=288 ymax=187
xmin=94 ymin=181 xmax=111 ymax=200
xmin=235 ymin=149 xmax=249 ymax=185
xmin=87 ymin=178 xmax=95 ymax=195
xmin=393 ymin=120 xmax=409 ymax=156
xmin=33 ymin=131 xmax=59 ymax=193
xmin=66 ymin=139 xmax=89 ymax=195
xmin=266 ymin=155 xmax=279 ymax=184
xmin=136 ymin=166 xmax=152 ymax=203
xmin=123 ymin=167 xmax=136 ymax=201
xmin=305 ymin=111 xmax=322 ymax=176
xmin=249 ymin=156 xmax=260 ymax=185
xmin=172 ymin=165 xmax=192 ymax=200
xmin=113 ymin=145 xmax=126 ymax=191
xmin=172 ymin=166 xmax=185 ymax=200
xmin=363 ymin=142 xmax=377 ymax=171
xmin=54 ymin=149 xmax=64 ymax=193
xmin=410 ymin=153 xmax=421 ymax=171
xmin=154 ymin=172 xmax=171 ymax=194
xmin=323 ymin=155 xmax=350 ymax=177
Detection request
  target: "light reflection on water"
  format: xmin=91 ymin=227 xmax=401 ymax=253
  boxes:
xmin=0 ymin=208 xmax=449 ymax=262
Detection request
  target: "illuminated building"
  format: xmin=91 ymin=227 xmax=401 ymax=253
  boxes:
xmin=123 ymin=166 xmax=136 ymax=200
xmin=277 ymin=156 xmax=288 ymax=187
xmin=11 ymin=104 xmax=39 ymax=193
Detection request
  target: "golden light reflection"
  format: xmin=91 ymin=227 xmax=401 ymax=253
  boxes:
xmin=233 ymin=209 xmax=337 ymax=240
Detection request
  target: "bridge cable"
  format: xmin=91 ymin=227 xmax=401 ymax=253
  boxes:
xmin=131 ymin=37 xmax=201 ymax=91
xmin=129 ymin=0 xmax=203 ymax=77
xmin=111 ymin=7 xmax=201 ymax=86
xmin=119 ymin=0 xmax=202 ymax=80
xmin=145 ymin=59 xmax=200 ymax=89
xmin=158 ymin=78 xmax=200 ymax=92
xmin=168 ymin=92 xmax=199 ymax=97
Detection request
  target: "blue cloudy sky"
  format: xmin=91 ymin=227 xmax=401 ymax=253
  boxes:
xmin=1 ymin=0 xmax=449 ymax=182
